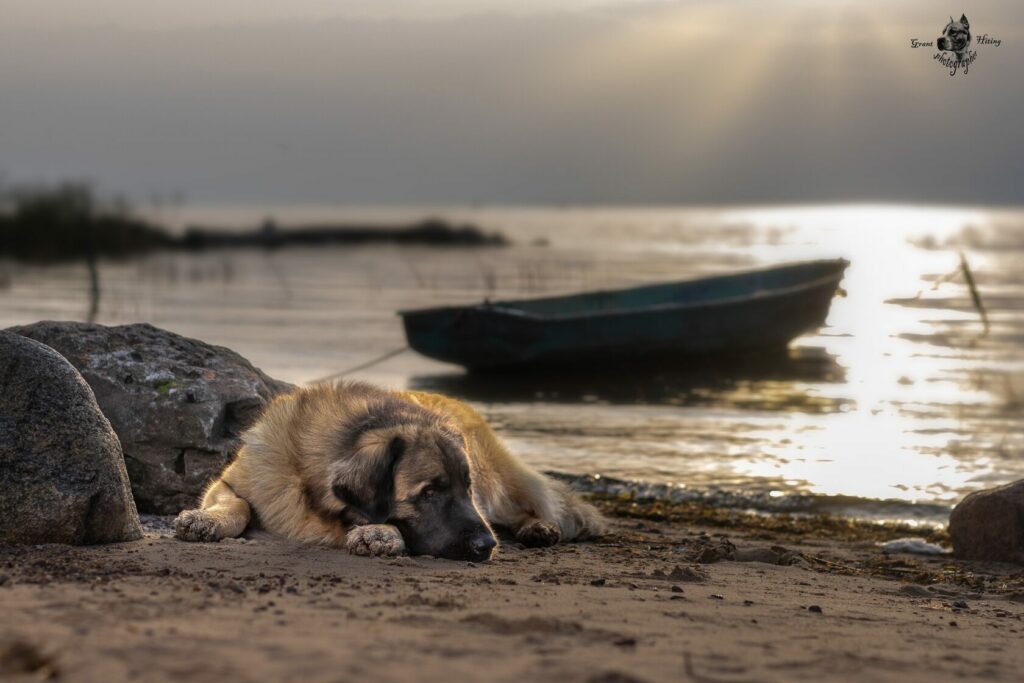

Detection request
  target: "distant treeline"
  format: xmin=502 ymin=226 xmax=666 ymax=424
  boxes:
xmin=0 ymin=184 xmax=507 ymax=263
xmin=181 ymin=219 xmax=507 ymax=250
xmin=0 ymin=184 xmax=173 ymax=262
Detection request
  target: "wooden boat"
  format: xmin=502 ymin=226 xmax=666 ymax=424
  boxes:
xmin=398 ymin=259 xmax=849 ymax=370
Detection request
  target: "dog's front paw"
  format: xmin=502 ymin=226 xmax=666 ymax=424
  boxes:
xmin=346 ymin=524 xmax=406 ymax=557
xmin=175 ymin=509 xmax=223 ymax=542
xmin=516 ymin=520 xmax=561 ymax=548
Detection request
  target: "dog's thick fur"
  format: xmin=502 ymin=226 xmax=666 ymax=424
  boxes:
xmin=174 ymin=382 xmax=604 ymax=560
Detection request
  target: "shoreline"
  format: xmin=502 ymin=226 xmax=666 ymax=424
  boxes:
xmin=554 ymin=473 xmax=953 ymax=529
xmin=3 ymin=497 xmax=1022 ymax=682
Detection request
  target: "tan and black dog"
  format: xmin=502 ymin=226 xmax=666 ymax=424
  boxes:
xmin=174 ymin=381 xmax=604 ymax=561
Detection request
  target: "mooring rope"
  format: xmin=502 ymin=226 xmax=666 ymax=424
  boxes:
xmin=308 ymin=345 xmax=410 ymax=385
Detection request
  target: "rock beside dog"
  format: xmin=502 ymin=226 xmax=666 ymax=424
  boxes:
xmin=949 ymin=480 xmax=1024 ymax=564
xmin=9 ymin=322 xmax=294 ymax=514
xmin=0 ymin=331 xmax=142 ymax=545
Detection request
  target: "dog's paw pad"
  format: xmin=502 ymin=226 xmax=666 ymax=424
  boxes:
xmin=516 ymin=520 xmax=561 ymax=548
xmin=174 ymin=509 xmax=222 ymax=542
xmin=346 ymin=525 xmax=406 ymax=557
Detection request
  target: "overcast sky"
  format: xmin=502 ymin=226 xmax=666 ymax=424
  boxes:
xmin=1 ymin=0 xmax=1021 ymax=205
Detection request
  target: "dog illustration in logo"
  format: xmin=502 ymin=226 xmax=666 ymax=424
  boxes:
xmin=937 ymin=14 xmax=971 ymax=61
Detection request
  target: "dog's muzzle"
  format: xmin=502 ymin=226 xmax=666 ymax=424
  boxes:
xmin=467 ymin=531 xmax=497 ymax=562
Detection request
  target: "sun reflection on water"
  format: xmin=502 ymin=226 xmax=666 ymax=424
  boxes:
xmin=715 ymin=205 xmax=1019 ymax=509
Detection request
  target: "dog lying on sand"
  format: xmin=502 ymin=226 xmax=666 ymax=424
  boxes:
xmin=174 ymin=382 xmax=604 ymax=561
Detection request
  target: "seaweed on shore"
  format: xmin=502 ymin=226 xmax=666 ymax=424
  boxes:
xmin=590 ymin=495 xmax=1024 ymax=594
xmin=589 ymin=494 xmax=949 ymax=545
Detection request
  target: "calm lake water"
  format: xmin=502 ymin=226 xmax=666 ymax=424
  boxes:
xmin=3 ymin=204 xmax=1023 ymax=524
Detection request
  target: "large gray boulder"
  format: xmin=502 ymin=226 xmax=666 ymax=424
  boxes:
xmin=949 ymin=480 xmax=1024 ymax=564
xmin=0 ymin=332 xmax=142 ymax=544
xmin=10 ymin=322 xmax=294 ymax=514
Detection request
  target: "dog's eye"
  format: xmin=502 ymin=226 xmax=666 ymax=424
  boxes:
xmin=420 ymin=486 xmax=438 ymax=499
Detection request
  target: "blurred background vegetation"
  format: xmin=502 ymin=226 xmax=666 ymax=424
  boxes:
xmin=0 ymin=183 xmax=171 ymax=263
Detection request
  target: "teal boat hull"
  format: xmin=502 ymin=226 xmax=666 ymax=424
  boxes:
xmin=399 ymin=259 xmax=849 ymax=370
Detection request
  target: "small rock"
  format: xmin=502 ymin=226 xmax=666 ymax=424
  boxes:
xmin=808 ymin=605 xmax=823 ymax=614
xmin=670 ymin=585 xmax=683 ymax=593
xmin=667 ymin=565 xmax=709 ymax=583
xmin=897 ymin=585 xmax=932 ymax=598
xmin=949 ymin=480 xmax=1024 ymax=564
xmin=709 ymin=594 xmax=724 ymax=600
xmin=682 ymin=538 xmax=736 ymax=564
xmin=590 ymin=578 xmax=607 ymax=587
xmin=733 ymin=547 xmax=782 ymax=564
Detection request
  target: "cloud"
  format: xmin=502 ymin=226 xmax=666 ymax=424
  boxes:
xmin=0 ymin=0 xmax=1021 ymax=204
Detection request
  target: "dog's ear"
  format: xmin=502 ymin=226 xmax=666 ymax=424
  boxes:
xmin=332 ymin=434 xmax=405 ymax=523
xmin=960 ymin=14 xmax=969 ymax=30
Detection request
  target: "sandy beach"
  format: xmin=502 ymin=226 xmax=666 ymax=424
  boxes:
xmin=3 ymin=500 xmax=1022 ymax=683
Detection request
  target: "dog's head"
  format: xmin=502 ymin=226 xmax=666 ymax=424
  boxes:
xmin=328 ymin=403 xmax=497 ymax=562
xmin=937 ymin=14 xmax=971 ymax=55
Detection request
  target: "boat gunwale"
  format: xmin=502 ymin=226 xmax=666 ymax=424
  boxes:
xmin=397 ymin=259 xmax=848 ymax=323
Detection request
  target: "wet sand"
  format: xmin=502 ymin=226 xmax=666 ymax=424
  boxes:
xmin=3 ymin=502 xmax=1023 ymax=683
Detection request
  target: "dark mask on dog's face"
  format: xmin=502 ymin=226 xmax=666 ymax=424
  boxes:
xmin=331 ymin=418 xmax=497 ymax=562
xmin=388 ymin=434 xmax=496 ymax=562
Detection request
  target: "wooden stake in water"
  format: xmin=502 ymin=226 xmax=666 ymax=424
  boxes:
xmin=85 ymin=222 xmax=101 ymax=323
xmin=959 ymin=251 xmax=989 ymax=336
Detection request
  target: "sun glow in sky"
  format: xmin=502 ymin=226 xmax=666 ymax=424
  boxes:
xmin=0 ymin=0 xmax=1021 ymax=204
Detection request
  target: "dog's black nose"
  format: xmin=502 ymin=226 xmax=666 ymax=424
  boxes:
xmin=469 ymin=533 xmax=497 ymax=561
